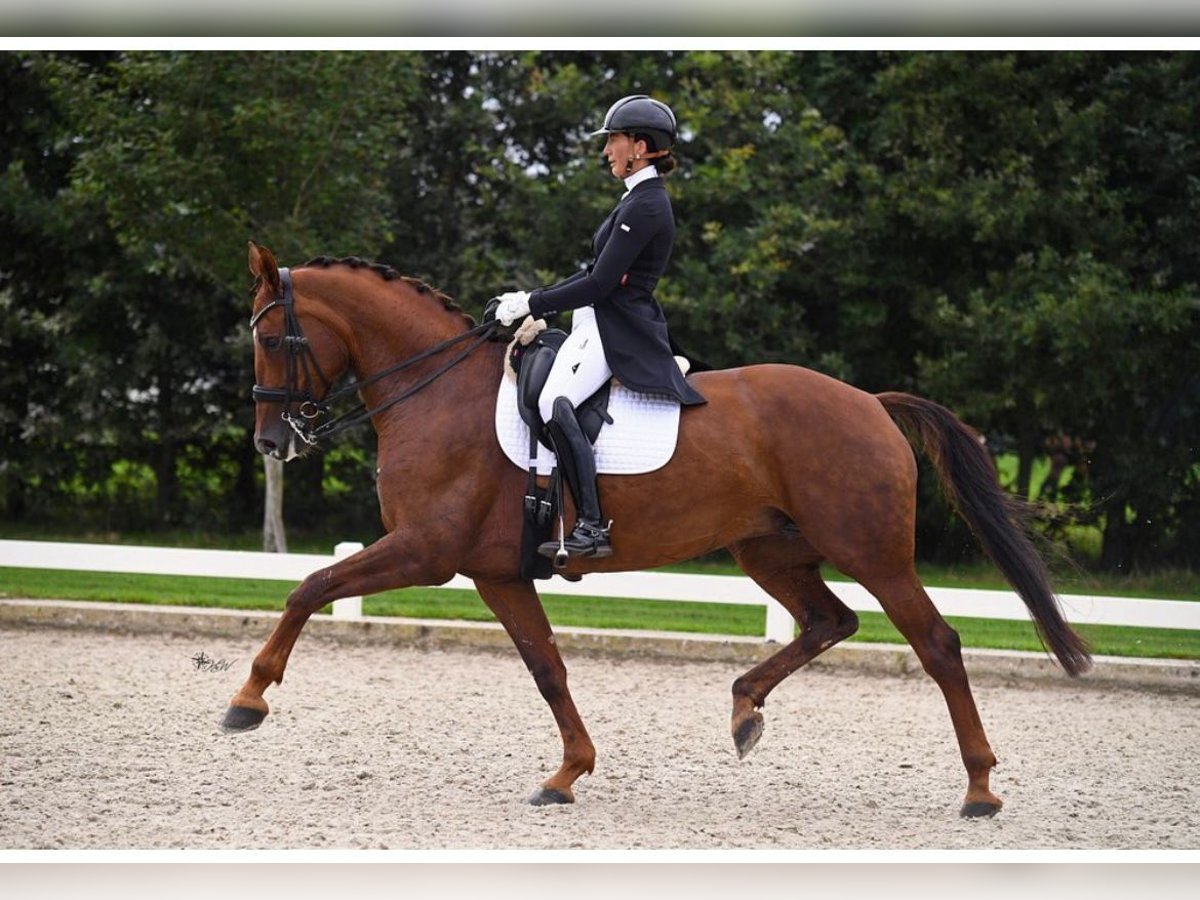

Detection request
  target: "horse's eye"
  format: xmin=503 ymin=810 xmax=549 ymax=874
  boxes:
xmin=259 ymin=334 xmax=282 ymax=350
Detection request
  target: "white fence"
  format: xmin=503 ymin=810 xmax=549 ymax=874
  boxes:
xmin=0 ymin=539 xmax=1196 ymax=644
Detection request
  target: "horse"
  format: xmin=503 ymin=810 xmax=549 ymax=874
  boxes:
xmin=225 ymin=241 xmax=1092 ymax=818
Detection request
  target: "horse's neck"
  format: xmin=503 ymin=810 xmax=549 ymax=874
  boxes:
xmin=323 ymin=283 xmax=499 ymax=441
xmin=368 ymin=339 xmax=505 ymax=456
xmin=339 ymin=297 xmax=465 ymax=385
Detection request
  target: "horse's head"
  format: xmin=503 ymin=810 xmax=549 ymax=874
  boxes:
xmin=247 ymin=241 xmax=349 ymax=461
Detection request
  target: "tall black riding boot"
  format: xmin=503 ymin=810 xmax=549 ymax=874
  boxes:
xmin=538 ymin=396 xmax=612 ymax=562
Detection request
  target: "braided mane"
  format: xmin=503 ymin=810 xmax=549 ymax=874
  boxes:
xmin=300 ymin=255 xmax=469 ymax=320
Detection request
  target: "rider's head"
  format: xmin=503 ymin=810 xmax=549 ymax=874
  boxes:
xmin=591 ymin=95 xmax=678 ymax=178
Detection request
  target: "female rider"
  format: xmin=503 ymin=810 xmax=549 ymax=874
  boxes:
xmin=491 ymin=94 xmax=706 ymax=561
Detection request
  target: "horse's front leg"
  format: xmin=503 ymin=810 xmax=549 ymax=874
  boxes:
xmin=222 ymin=531 xmax=421 ymax=732
xmin=473 ymin=578 xmax=596 ymax=805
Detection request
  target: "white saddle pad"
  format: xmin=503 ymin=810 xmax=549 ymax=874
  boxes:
xmin=494 ymin=376 xmax=681 ymax=475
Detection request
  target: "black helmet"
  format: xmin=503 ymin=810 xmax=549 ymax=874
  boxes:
xmin=589 ymin=94 xmax=677 ymax=151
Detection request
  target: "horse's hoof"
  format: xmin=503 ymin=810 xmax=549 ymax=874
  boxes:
xmin=733 ymin=713 xmax=764 ymax=760
xmin=960 ymin=801 xmax=1002 ymax=818
xmin=222 ymin=705 xmax=266 ymax=733
xmin=528 ymin=787 xmax=574 ymax=806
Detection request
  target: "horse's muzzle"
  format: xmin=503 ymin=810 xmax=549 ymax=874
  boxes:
xmin=254 ymin=432 xmax=295 ymax=461
xmin=255 ymin=435 xmax=279 ymax=457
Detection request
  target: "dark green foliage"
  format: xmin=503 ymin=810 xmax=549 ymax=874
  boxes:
xmin=1 ymin=49 xmax=1196 ymax=576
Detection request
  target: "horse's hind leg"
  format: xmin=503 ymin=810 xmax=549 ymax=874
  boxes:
xmin=473 ymin=578 xmax=596 ymax=806
xmin=857 ymin=566 xmax=1001 ymax=818
xmin=727 ymin=532 xmax=860 ymax=760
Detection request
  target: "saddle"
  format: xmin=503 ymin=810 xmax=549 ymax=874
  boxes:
xmin=508 ymin=326 xmax=612 ymax=582
xmin=509 ymin=328 xmax=613 ymax=449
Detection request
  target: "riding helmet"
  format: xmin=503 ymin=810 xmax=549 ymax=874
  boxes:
xmin=590 ymin=95 xmax=677 ymax=151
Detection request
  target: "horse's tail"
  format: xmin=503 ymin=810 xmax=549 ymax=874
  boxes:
xmin=877 ymin=391 xmax=1093 ymax=677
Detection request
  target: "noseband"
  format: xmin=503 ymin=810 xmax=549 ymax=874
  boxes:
xmin=250 ymin=267 xmax=499 ymax=447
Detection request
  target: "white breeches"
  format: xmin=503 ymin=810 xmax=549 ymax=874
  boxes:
xmin=538 ymin=305 xmax=612 ymax=423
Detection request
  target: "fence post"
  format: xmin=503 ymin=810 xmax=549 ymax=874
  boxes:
xmin=331 ymin=541 xmax=365 ymax=619
xmin=764 ymin=600 xmax=795 ymax=644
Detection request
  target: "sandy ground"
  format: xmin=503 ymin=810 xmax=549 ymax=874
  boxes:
xmin=1 ymin=623 xmax=1197 ymax=853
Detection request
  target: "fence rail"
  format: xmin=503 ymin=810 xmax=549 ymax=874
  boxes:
xmin=0 ymin=539 xmax=1195 ymax=643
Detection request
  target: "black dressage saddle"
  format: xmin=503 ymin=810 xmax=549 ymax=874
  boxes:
xmin=509 ymin=328 xmax=613 ymax=449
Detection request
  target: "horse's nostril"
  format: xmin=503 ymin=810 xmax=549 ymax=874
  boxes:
xmin=255 ymin=437 xmax=277 ymax=456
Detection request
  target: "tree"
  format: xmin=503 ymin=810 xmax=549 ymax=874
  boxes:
xmin=8 ymin=50 xmax=425 ymax=540
xmin=846 ymin=51 xmax=1200 ymax=571
xmin=0 ymin=50 xmax=137 ymax=524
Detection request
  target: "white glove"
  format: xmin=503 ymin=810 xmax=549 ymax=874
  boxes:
xmin=496 ymin=290 xmax=531 ymax=326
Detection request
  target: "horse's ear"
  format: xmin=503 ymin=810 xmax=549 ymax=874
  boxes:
xmin=248 ymin=241 xmax=281 ymax=294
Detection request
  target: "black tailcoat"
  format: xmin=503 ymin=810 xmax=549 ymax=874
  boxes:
xmin=528 ymin=177 xmax=706 ymax=406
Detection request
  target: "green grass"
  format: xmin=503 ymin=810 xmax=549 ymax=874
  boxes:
xmin=4 ymin=523 xmax=1194 ymax=600
xmin=2 ymin=565 xmax=1198 ymax=662
xmin=668 ymin=557 xmax=1199 ymax=603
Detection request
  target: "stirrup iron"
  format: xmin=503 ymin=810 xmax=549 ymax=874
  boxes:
xmin=540 ymin=519 xmax=613 ymax=565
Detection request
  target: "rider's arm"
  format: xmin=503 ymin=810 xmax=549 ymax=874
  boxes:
xmin=529 ymin=195 xmax=665 ymax=316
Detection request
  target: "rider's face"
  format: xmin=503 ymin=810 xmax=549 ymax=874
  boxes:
xmin=603 ymin=133 xmax=646 ymax=179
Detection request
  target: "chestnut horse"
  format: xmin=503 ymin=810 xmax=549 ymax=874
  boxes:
xmin=226 ymin=242 xmax=1091 ymax=818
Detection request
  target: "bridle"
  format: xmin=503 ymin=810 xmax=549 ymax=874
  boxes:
xmin=250 ymin=267 xmax=499 ymax=448
xmin=249 ymin=269 xmax=329 ymax=436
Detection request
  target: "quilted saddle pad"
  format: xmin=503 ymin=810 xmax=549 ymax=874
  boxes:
xmin=494 ymin=375 xmax=681 ymax=476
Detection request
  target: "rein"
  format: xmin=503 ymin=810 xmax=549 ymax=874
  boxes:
xmin=250 ymin=266 xmax=500 ymax=447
